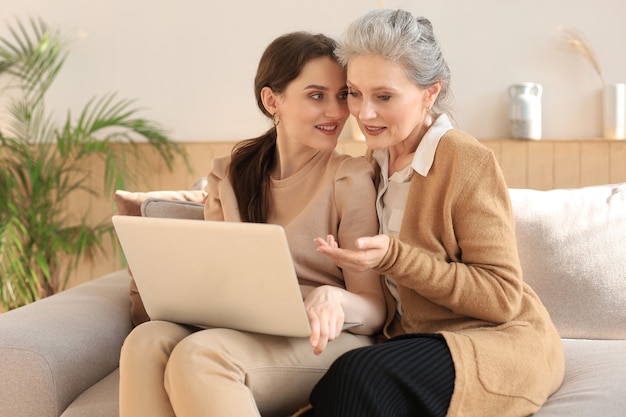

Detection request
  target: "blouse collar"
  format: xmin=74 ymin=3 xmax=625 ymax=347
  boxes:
xmin=372 ymin=113 xmax=453 ymax=178
xmin=411 ymin=113 xmax=453 ymax=177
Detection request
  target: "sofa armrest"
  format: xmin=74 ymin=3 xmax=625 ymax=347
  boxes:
xmin=0 ymin=270 xmax=132 ymax=417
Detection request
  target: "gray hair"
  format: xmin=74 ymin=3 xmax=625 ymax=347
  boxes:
xmin=336 ymin=9 xmax=453 ymax=116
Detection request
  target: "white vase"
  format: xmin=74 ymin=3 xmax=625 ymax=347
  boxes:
xmin=508 ymin=83 xmax=542 ymax=140
xmin=603 ymin=83 xmax=626 ymax=140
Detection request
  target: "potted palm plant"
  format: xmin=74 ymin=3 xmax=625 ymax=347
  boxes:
xmin=0 ymin=17 xmax=187 ymax=310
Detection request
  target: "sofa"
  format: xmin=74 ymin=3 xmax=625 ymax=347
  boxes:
xmin=1 ymin=182 xmax=625 ymax=417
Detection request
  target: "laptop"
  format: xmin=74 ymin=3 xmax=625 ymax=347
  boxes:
xmin=112 ymin=215 xmax=359 ymax=337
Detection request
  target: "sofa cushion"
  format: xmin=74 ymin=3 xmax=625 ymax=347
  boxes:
xmin=509 ymin=183 xmax=626 ymax=340
xmin=60 ymin=369 xmax=120 ymax=417
xmin=532 ymin=339 xmax=626 ymax=417
xmin=114 ymin=189 xmax=206 ymax=217
xmin=141 ymin=198 xmax=205 ymax=220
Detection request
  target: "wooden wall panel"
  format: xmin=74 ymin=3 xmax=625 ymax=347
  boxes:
xmin=498 ymin=140 xmax=528 ymax=189
xmin=553 ymin=142 xmax=581 ymax=189
xmin=610 ymin=142 xmax=626 ymax=184
xmin=61 ymin=138 xmax=626 ymax=288
xmin=336 ymin=140 xmax=367 ymax=157
xmin=580 ymin=142 xmax=611 ymax=187
xmin=527 ymin=141 xmax=554 ymax=190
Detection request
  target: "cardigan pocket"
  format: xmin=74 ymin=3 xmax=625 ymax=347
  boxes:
xmin=470 ymin=321 xmax=553 ymax=406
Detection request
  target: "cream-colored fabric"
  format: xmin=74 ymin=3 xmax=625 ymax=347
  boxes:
xmin=120 ymin=321 xmax=373 ymax=417
xmin=114 ymin=189 xmax=207 ymax=217
xmin=532 ymin=339 xmax=626 ymax=417
xmin=509 ymin=183 xmax=626 ymax=339
xmin=378 ymin=165 xmax=412 ymax=317
xmin=60 ymin=369 xmax=120 ymax=417
xmin=119 ymin=321 xmax=190 ymax=417
xmin=409 ymin=113 xmax=453 ymax=176
xmin=374 ymin=129 xmax=564 ymax=417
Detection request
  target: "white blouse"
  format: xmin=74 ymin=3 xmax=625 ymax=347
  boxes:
xmin=372 ymin=114 xmax=453 ymax=317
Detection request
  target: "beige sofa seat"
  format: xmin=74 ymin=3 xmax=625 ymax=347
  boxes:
xmin=534 ymin=339 xmax=626 ymax=416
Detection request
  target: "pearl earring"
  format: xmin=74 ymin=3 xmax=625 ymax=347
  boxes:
xmin=425 ymin=107 xmax=433 ymax=126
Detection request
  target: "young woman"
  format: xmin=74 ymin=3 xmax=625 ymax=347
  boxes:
xmin=119 ymin=32 xmax=386 ymax=417
xmin=305 ymin=9 xmax=565 ymax=417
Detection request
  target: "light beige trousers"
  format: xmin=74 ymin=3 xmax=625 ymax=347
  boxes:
xmin=119 ymin=320 xmax=373 ymax=417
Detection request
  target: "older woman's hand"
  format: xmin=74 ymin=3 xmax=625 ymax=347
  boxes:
xmin=314 ymin=234 xmax=390 ymax=272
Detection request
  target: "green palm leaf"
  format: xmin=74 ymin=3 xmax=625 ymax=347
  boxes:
xmin=0 ymin=17 xmax=188 ymax=310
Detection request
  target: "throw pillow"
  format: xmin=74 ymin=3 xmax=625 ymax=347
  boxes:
xmin=141 ymin=198 xmax=205 ymax=220
xmin=509 ymin=183 xmax=626 ymax=340
xmin=114 ymin=189 xmax=207 ymax=217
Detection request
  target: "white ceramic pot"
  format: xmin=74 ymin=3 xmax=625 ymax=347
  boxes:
xmin=603 ymin=83 xmax=626 ymax=140
xmin=508 ymin=82 xmax=542 ymax=140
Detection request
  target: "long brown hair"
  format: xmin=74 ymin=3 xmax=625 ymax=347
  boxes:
xmin=229 ymin=32 xmax=339 ymax=223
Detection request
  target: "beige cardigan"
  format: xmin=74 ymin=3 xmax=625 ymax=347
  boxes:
xmin=374 ymin=129 xmax=564 ymax=416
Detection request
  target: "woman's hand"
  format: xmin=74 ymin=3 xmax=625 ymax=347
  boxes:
xmin=314 ymin=234 xmax=391 ymax=272
xmin=304 ymin=285 xmax=345 ymax=355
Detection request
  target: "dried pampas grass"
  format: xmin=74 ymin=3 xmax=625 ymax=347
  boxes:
xmin=557 ymin=26 xmax=605 ymax=85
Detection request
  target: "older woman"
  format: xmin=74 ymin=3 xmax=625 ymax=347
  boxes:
xmin=306 ymin=9 xmax=564 ymax=417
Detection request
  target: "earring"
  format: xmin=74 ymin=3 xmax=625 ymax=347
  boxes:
xmin=425 ymin=107 xmax=433 ymax=126
xmin=272 ymin=113 xmax=280 ymax=127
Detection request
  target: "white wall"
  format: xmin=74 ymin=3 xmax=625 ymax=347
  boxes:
xmin=1 ymin=0 xmax=625 ymax=141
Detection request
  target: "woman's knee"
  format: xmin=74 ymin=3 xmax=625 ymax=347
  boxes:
xmin=165 ymin=328 xmax=246 ymax=384
xmin=121 ymin=320 xmax=192 ymax=363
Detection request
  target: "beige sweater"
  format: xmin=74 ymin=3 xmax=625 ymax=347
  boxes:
xmin=204 ymin=150 xmax=379 ymax=288
xmin=375 ymin=130 xmax=565 ymax=417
